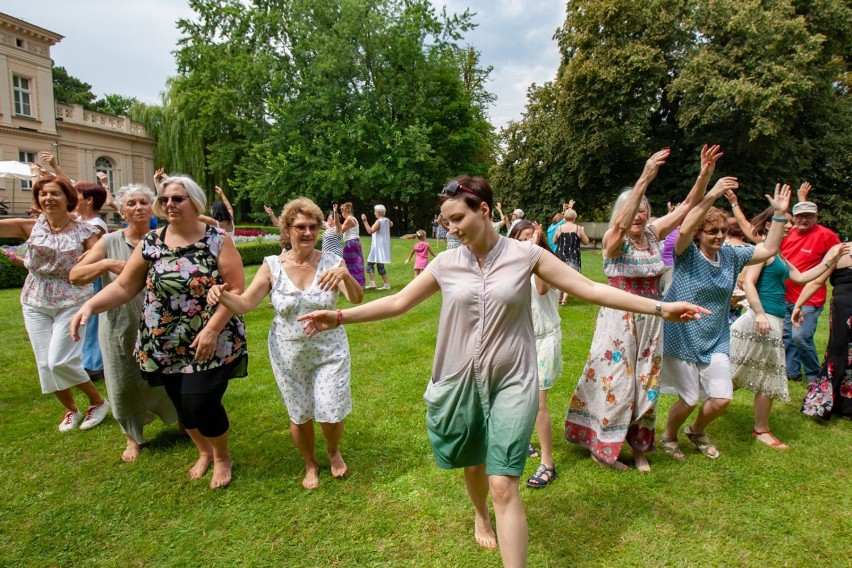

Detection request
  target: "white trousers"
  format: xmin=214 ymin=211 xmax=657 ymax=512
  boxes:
xmin=22 ymin=302 xmax=90 ymax=394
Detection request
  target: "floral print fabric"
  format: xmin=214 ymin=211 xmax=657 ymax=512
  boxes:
xmin=135 ymin=225 xmax=247 ymax=376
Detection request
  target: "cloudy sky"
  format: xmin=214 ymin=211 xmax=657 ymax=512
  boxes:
xmin=8 ymin=0 xmax=564 ymax=129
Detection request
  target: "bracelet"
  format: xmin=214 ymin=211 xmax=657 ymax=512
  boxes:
xmin=655 ymin=302 xmax=662 ymax=317
xmin=731 ymin=203 xmax=738 ymax=209
xmin=336 ymin=309 xmax=343 ymax=327
xmin=824 ymin=262 xmax=832 ymax=269
xmin=771 ymin=216 xmax=787 ymax=222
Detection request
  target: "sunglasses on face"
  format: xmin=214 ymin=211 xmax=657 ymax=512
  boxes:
xmin=702 ymin=227 xmax=729 ymax=236
xmin=291 ymin=223 xmax=319 ymax=233
xmin=441 ymin=180 xmax=479 ymax=199
xmin=158 ymin=195 xmax=188 ymax=206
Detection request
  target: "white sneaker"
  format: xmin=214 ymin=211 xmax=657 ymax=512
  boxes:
xmin=79 ymin=400 xmax=110 ymax=431
xmin=58 ymin=411 xmax=82 ymax=432
xmin=379 ymin=283 xmax=391 ymax=290
xmin=364 ymin=282 xmax=377 ymax=289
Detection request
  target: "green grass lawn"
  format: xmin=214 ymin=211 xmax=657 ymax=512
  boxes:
xmin=0 ymin=238 xmax=849 ymax=567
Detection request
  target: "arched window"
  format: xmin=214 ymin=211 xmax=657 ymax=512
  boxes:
xmin=95 ymin=156 xmax=114 ymax=189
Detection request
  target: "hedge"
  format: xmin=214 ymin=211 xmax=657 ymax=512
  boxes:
xmin=0 ymin=240 xmax=282 ymax=290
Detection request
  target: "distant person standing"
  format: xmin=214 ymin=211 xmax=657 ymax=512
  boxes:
xmin=509 ymin=208 xmax=525 ymax=233
xmin=362 ymin=204 xmax=393 ymax=290
xmin=781 ymin=183 xmax=840 ymax=382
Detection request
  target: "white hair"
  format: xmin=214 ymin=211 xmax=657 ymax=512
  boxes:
xmin=609 ymin=188 xmax=651 ymax=228
xmin=115 ymin=184 xmax=155 ymax=210
xmin=374 ymin=204 xmax=386 ymax=215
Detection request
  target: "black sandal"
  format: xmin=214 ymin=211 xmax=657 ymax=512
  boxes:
xmin=528 ymin=444 xmax=540 ymax=459
xmin=526 ymin=464 xmax=557 ymax=488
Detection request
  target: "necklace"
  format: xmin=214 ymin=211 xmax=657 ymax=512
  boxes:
xmin=288 ymin=250 xmax=316 ymax=267
xmin=47 ymin=217 xmax=72 ymax=234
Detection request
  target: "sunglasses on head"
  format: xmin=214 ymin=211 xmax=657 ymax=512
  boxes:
xmin=441 ymin=180 xmax=479 ymax=199
xmin=158 ymin=195 xmax=188 ymax=206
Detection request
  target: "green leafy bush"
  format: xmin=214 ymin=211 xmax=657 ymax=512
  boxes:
xmin=235 ymin=241 xmax=282 ymax=265
xmin=0 ymin=253 xmax=27 ymax=289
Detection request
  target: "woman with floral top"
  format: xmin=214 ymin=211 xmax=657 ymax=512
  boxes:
xmin=71 ymin=175 xmax=247 ymax=489
xmin=0 ymin=176 xmax=109 ymax=432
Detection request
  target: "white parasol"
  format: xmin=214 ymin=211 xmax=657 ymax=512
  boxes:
xmin=0 ymin=161 xmax=33 ymax=181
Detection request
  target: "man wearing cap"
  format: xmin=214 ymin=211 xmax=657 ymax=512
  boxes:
xmin=781 ymin=188 xmax=840 ymax=382
xmin=509 ymin=208 xmax=525 ymax=232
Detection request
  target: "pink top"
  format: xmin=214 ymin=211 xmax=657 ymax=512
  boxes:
xmin=22 ymin=215 xmax=97 ymax=308
xmin=413 ymin=241 xmax=430 ymax=269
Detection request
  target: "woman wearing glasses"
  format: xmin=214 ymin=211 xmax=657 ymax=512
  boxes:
xmin=71 ymin=175 xmax=247 ymax=489
xmin=296 ymin=176 xmax=707 ymax=567
xmin=207 ymin=198 xmax=363 ymax=489
xmin=659 ymin=181 xmax=790 ymax=461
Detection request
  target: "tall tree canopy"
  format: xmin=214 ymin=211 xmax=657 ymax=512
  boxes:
xmin=492 ymin=0 xmax=850 ymax=233
xmin=134 ymin=0 xmax=495 ymax=226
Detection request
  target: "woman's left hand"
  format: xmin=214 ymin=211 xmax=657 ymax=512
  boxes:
xmin=317 ymin=266 xmax=349 ymax=291
xmin=661 ymin=301 xmax=711 ymax=322
xmin=297 ymin=310 xmax=337 ymax=337
xmin=190 ymin=326 xmax=220 ymax=362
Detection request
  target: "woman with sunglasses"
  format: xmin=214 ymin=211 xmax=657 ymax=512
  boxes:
xmin=659 ymin=181 xmax=791 ymax=461
xmin=71 ymin=175 xmax=247 ymax=489
xmin=69 ymin=184 xmax=179 ymax=462
xmin=296 ymin=176 xmax=707 ymax=567
xmin=207 ymin=197 xmax=363 ymax=489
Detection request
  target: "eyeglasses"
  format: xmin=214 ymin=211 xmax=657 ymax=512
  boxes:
xmin=291 ymin=223 xmax=319 ymax=233
xmin=441 ymin=180 xmax=479 ymax=199
xmin=702 ymin=227 xmax=729 ymax=236
xmin=158 ymin=195 xmax=188 ymax=206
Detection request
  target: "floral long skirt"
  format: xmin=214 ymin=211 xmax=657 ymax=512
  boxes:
xmin=565 ymin=307 xmax=662 ymax=463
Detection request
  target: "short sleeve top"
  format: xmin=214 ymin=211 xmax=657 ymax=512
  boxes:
xmin=21 ymin=215 xmax=97 ymax=308
xmin=663 ymin=242 xmax=754 ymax=363
xmin=426 ymin=237 xmax=543 ymax=411
xmin=781 ymin=225 xmax=840 ymax=306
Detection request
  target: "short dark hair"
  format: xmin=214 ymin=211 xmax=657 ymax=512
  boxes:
xmin=75 ymin=182 xmax=107 ymax=211
xmin=211 ymin=201 xmax=232 ymax=222
xmin=33 ymin=177 xmax=77 ymax=212
xmin=438 ymin=175 xmax=493 ymax=212
xmin=508 ymin=219 xmax=549 ymax=250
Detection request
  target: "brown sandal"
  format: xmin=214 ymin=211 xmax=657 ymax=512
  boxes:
xmin=752 ymin=429 xmax=789 ymax=450
xmin=660 ymin=436 xmax=687 ymax=461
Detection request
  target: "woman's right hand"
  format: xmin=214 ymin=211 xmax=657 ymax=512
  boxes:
xmin=754 ymin=313 xmax=771 ymax=336
xmin=709 ymin=177 xmax=738 ymax=200
xmin=69 ymin=306 xmax=93 ymax=342
xmin=641 ymin=148 xmax=670 ymax=181
xmin=660 ymin=301 xmax=711 ymax=322
xmin=207 ymin=283 xmax=230 ymax=306
xmin=297 ymin=310 xmax=337 ymax=337
xmin=104 ymin=259 xmax=126 ymax=276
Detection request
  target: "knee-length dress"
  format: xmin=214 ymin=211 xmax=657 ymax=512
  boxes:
xmin=555 ymin=228 xmax=582 ymax=272
xmin=802 ymin=266 xmax=852 ymax=419
xmin=367 ymin=218 xmax=391 ymax=264
xmin=136 ymin=225 xmax=248 ymax=391
xmin=564 ymin=227 xmax=664 ymax=462
xmin=424 ymin=237 xmax=543 ymax=476
xmin=266 ymin=252 xmax=352 ymax=424
xmin=99 ymin=230 xmax=177 ymax=443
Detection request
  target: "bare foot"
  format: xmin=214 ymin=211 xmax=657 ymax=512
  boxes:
xmin=633 ymin=450 xmax=650 ymax=473
xmin=328 ymin=450 xmax=348 ymax=478
xmin=188 ymin=454 xmax=213 ymax=480
xmin=474 ymin=513 xmax=497 ymax=550
xmin=210 ymin=458 xmax=232 ymax=489
xmin=302 ymin=463 xmax=320 ymax=490
xmin=121 ymin=439 xmax=141 ymax=463
xmin=591 ymin=453 xmax=631 ymax=471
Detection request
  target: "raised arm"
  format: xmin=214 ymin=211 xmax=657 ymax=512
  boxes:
xmin=264 ymin=205 xmax=280 ymax=227
xmin=215 ymin=186 xmax=234 ymax=220
xmin=746 ymin=184 xmax=792 ymax=266
xmin=602 ymin=148 xmax=670 ymax=258
xmin=786 ymin=242 xmax=850 ymax=284
xmin=152 ymin=168 xmax=166 ymax=192
xmin=298 ymin=270 xmax=441 ymax=335
xmin=674 ymin=176 xmax=738 ymax=256
xmin=797 ymin=181 xmax=811 ymax=203
xmin=40 ymin=151 xmax=70 ymax=180
xmin=651 ymin=145 xmax=723 ymax=239
xmin=724 ymin=190 xmax=762 ymax=243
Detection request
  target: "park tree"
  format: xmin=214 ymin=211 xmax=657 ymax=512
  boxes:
xmin=493 ymin=0 xmax=851 ymax=233
xmin=134 ymin=0 xmax=495 ymax=227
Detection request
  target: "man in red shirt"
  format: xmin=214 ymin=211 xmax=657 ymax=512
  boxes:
xmin=782 ymin=196 xmax=840 ymax=382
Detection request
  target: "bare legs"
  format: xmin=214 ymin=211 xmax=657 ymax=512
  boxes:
xmin=664 ymin=397 xmax=729 ymax=458
xmin=463 ymin=465 xmax=528 ymax=567
xmin=534 ymin=390 xmax=553 ymax=470
xmin=291 ymin=420 xmax=347 ymax=489
xmin=184 ymin=428 xmax=231 ymax=488
xmin=122 ymin=437 xmax=142 ymax=463
xmin=53 ymin=380 xmax=105 ymax=413
xmin=753 ymin=392 xmax=788 ymax=449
